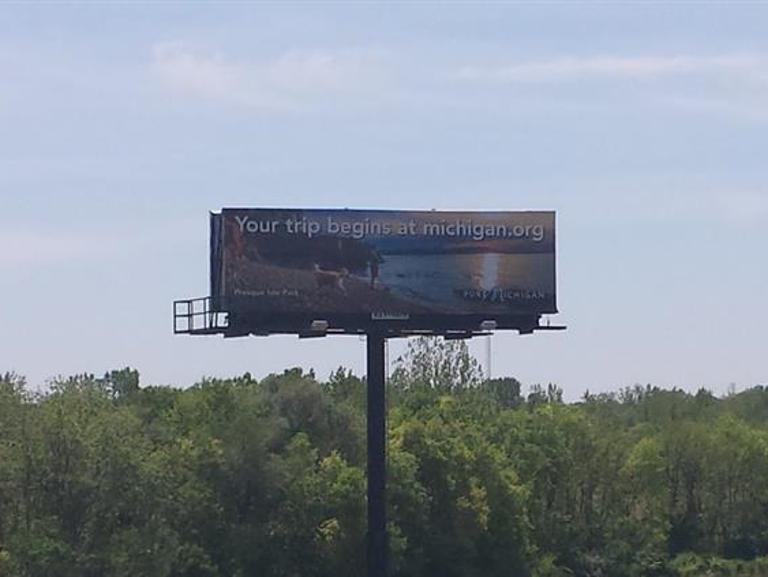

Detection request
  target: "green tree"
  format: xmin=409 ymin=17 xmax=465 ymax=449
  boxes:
xmin=390 ymin=336 xmax=484 ymax=393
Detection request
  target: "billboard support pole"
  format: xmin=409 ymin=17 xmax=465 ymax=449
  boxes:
xmin=366 ymin=330 xmax=388 ymax=577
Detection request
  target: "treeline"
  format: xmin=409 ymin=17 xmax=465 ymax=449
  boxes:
xmin=1 ymin=339 xmax=768 ymax=577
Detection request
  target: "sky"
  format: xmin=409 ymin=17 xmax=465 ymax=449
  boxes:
xmin=1 ymin=2 xmax=766 ymax=399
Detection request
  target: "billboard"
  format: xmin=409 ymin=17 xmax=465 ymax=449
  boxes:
xmin=211 ymin=208 xmax=556 ymax=333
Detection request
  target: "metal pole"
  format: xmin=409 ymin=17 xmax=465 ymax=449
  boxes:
xmin=486 ymin=335 xmax=492 ymax=380
xmin=366 ymin=331 xmax=388 ymax=577
xmin=384 ymin=339 xmax=390 ymax=383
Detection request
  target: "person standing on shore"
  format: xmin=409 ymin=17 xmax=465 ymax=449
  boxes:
xmin=368 ymin=250 xmax=382 ymax=289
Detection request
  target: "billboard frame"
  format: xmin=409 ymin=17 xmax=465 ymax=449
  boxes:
xmin=204 ymin=207 xmax=558 ymax=337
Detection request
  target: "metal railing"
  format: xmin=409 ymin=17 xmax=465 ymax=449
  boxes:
xmin=173 ymin=297 xmax=228 ymax=335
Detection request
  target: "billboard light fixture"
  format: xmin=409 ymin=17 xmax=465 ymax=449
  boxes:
xmin=310 ymin=320 xmax=330 ymax=332
xmin=480 ymin=320 xmax=497 ymax=331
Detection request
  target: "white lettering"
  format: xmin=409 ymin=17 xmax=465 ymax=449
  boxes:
xmin=234 ymin=215 xmax=249 ymax=232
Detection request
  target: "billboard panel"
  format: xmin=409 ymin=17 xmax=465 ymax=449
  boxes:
xmin=211 ymin=208 xmax=556 ymax=331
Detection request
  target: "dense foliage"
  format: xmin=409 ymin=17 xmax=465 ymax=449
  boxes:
xmin=2 ymin=340 xmax=768 ymax=577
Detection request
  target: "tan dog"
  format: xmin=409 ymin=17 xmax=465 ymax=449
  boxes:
xmin=313 ymin=264 xmax=349 ymax=293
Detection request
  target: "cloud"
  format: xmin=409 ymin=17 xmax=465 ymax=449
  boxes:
xmin=455 ymin=54 xmax=767 ymax=84
xmin=646 ymin=188 xmax=768 ymax=224
xmin=451 ymin=53 xmax=768 ymax=121
xmin=0 ymin=230 xmax=111 ymax=265
xmin=151 ymin=42 xmax=386 ymax=110
xmin=568 ymin=184 xmax=768 ymax=227
xmin=0 ymin=220 xmax=199 ymax=267
xmin=715 ymin=189 xmax=768 ymax=223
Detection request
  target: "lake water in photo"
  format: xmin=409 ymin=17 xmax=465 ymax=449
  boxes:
xmin=370 ymin=253 xmax=554 ymax=311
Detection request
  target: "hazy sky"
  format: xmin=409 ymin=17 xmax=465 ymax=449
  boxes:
xmin=1 ymin=3 xmax=766 ymax=399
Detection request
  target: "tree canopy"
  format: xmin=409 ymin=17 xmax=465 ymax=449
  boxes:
xmin=1 ymin=343 xmax=768 ymax=577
